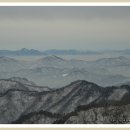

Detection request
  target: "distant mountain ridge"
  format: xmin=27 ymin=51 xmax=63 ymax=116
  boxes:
xmin=0 ymin=55 xmax=130 ymax=87
xmin=0 ymin=48 xmax=44 ymax=56
xmin=0 ymin=48 xmax=99 ymax=56
xmin=0 ymin=48 xmax=130 ymax=56
xmin=0 ymin=56 xmax=25 ymax=72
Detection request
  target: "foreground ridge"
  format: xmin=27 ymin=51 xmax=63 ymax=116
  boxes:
xmin=0 ymin=79 xmax=130 ymax=124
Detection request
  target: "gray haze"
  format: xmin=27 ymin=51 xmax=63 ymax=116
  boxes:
xmin=0 ymin=6 xmax=130 ymax=50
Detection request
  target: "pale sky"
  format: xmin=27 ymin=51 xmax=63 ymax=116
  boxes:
xmin=0 ymin=6 xmax=130 ymax=51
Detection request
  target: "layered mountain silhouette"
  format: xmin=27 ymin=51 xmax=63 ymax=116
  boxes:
xmin=0 ymin=48 xmax=43 ymax=56
xmin=0 ymin=78 xmax=130 ymax=124
xmin=0 ymin=55 xmax=130 ymax=87
xmin=0 ymin=56 xmax=25 ymax=72
xmin=0 ymin=48 xmax=101 ymax=56
xmin=0 ymin=48 xmax=130 ymax=56
xmin=0 ymin=53 xmax=130 ymax=124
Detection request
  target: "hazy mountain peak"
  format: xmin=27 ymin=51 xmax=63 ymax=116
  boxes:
xmin=0 ymin=56 xmax=17 ymax=62
xmin=43 ymin=55 xmax=65 ymax=61
xmin=20 ymin=48 xmax=29 ymax=52
xmin=8 ymin=77 xmax=36 ymax=86
xmin=93 ymin=56 xmax=130 ymax=68
xmin=16 ymin=48 xmax=42 ymax=55
xmin=70 ymin=80 xmax=91 ymax=85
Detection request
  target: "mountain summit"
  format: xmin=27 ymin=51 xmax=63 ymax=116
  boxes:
xmin=42 ymin=55 xmax=65 ymax=62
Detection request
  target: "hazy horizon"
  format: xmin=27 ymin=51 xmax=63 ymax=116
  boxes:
xmin=1 ymin=47 xmax=130 ymax=51
xmin=0 ymin=6 xmax=130 ymax=50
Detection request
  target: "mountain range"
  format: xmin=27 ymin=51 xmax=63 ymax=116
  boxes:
xmin=0 ymin=78 xmax=130 ymax=124
xmin=0 ymin=54 xmax=130 ymax=124
xmin=0 ymin=48 xmax=130 ymax=56
xmin=0 ymin=55 xmax=130 ymax=87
